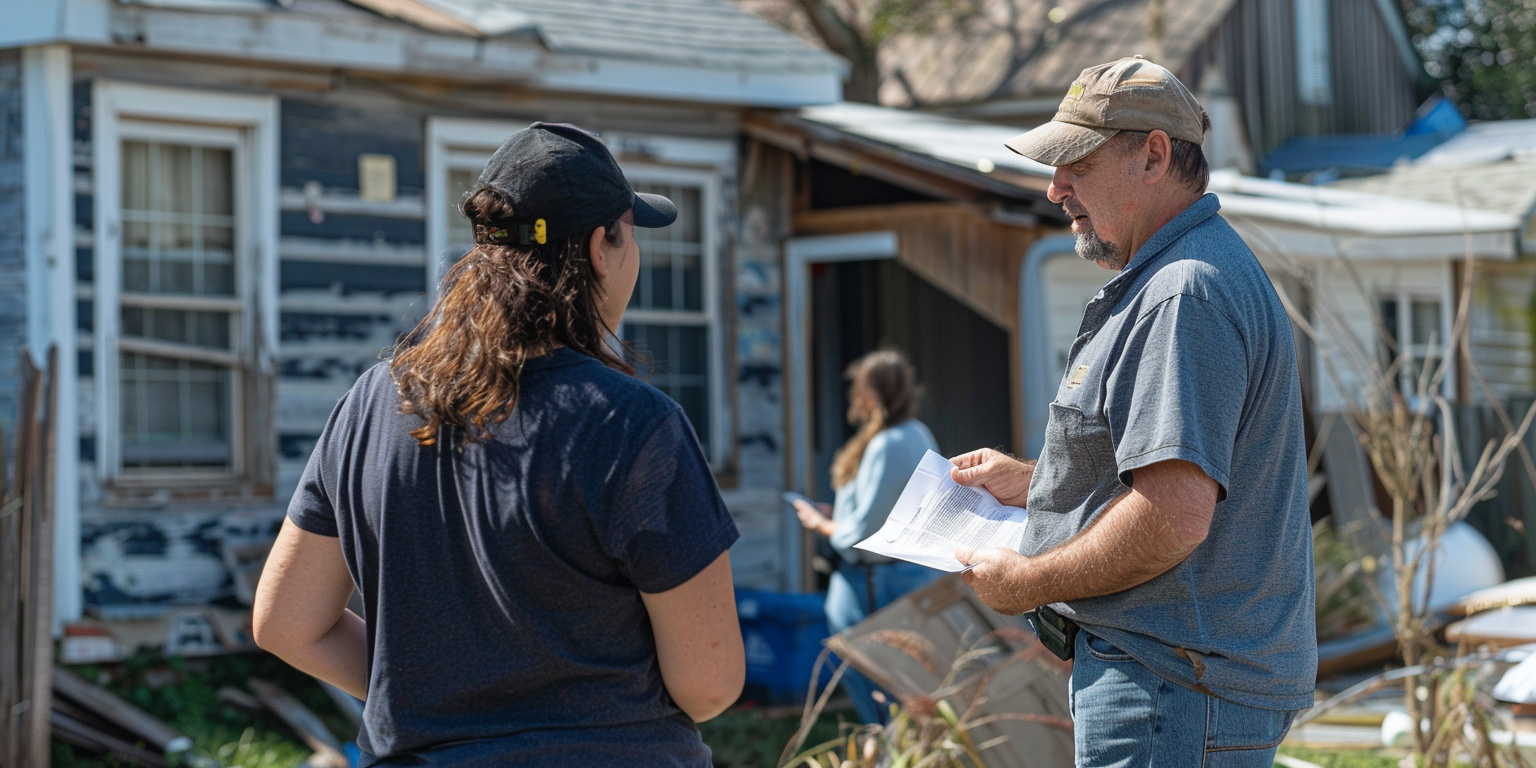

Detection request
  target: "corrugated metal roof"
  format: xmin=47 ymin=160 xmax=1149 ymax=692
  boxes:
xmin=1331 ymin=157 xmax=1536 ymax=221
xmin=791 ymin=102 xmax=1519 ymax=242
xmin=796 ymin=102 xmax=1053 ymax=178
xmin=425 ymin=0 xmax=843 ymax=73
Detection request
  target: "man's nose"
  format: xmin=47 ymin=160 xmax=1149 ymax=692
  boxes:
xmin=1047 ymin=168 xmax=1071 ymax=204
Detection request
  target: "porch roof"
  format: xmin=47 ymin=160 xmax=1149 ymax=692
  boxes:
xmin=768 ymin=102 xmax=1520 ymax=259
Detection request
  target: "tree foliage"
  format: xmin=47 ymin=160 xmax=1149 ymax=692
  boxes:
xmin=1400 ymin=0 xmax=1536 ymax=120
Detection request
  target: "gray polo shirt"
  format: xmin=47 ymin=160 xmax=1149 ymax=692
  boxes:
xmin=1024 ymin=193 xmax=1316 ymax=711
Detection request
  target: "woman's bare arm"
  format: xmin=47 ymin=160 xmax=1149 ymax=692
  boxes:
xmin=252 ymin=519 xmax=368 ymax=699
xmin=640 ymin=551 xmax=744 ymax=722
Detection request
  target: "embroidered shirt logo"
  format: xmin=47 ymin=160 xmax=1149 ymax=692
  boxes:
xmin=1066 ymin=364 xmax=1091 ymax=389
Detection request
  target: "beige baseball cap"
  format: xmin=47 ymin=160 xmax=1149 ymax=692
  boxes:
xmin=1005 ymin=56 xmax=1208 ymax=167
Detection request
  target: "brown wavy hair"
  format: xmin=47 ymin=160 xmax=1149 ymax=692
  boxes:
xmin=390 ymin=187 xmax=630 ymax=446
xmin=830 ymin=349 xmax=920 ymax=489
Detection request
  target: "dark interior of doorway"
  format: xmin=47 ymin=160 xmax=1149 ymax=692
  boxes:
xmin=808 ymin=259 xmax=1014 ymax=502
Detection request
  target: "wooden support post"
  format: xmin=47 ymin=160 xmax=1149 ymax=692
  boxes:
xmin=13 ymin=350 xmax=41 ymax=768
xmin=28 ymin=347 xmax=56 ymax=768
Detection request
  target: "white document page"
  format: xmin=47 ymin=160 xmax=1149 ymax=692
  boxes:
xmin=853 ymin=450 xmax=1028 ymax=572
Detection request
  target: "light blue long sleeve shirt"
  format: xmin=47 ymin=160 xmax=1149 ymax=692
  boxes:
xmin=829 ymin=419 xmax=939 ymax=564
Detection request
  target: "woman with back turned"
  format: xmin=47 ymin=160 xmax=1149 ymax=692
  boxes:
xmin=252 ymin=122 xmax=745 ymax=767
xmin=794 ymin=349 xmax=939 ymax=724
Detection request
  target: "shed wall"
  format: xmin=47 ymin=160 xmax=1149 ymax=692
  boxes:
xmin=1206 ymin=0 xmax=1419 ymax=156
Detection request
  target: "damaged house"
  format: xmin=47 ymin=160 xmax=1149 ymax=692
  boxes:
xmin=0 ymin=0 xmax=842 ymax=638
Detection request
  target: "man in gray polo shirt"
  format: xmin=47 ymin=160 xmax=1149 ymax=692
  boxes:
xmin=949 ymin=57 xmax=1315 ymax=765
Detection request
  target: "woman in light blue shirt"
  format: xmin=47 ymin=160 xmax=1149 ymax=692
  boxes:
xmin=794 ymin=349 xmax=939 ymax=724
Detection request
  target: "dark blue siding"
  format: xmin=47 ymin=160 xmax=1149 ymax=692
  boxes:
xmin=0 ymin=53 xmax=26 ymax=443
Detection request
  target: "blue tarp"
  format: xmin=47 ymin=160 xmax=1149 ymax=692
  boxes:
xmin=1260 ymin=96 xmax=1467 ymax=180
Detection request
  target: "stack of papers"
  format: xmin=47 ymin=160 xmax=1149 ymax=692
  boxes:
xmin=854 ymin=451 xmax=1029 ymax=572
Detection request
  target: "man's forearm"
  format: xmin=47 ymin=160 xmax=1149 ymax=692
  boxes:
xmin=1026 ymin=488 xmax=1206 ymax=607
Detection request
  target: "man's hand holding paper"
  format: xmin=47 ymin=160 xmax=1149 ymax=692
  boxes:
xmin=852 ymin=450 xmax=1030 ymax=572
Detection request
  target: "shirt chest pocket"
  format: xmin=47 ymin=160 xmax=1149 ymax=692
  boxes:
xmin=1028 ymin=402 xmax=1120 ymax=515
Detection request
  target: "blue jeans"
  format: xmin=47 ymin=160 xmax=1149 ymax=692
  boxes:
xmin=825 ymin=560 xmax=938 ymax=724
xmin=1071 ymin=630 xmax=1297 ymax=767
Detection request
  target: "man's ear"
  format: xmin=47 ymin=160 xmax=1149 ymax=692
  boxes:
xmin=588 ymin=225 xmax=612 ymax=281
xmin=1143 ymin=130 xmax=1173 ymax=185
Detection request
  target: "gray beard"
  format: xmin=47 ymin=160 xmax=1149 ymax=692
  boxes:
xmin=1074 ymin=230 xmax=1127 ymax=270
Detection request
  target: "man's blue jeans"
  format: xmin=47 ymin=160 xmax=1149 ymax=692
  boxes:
xmin=1071 ymin=630 xmax=1297 ymax=767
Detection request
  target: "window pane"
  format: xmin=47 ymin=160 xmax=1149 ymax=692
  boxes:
xmin=1410 ymin=299 xmax=1441 ymax=347
xmin=673 ymin=186 xmax=701 ymax=243
xmin=628 ymin=180 xmax=705 ymax=313
xmin=649 ymin=251 xmax=674 ymax=309
xmin=120 ymin=352 xmax=232 ymax=469
xmin=119 ymin=136 xmax=241 ymax=473
xmin=202 ymin=147 xmax=234 ymax=216
xmin=622 ymin=323 xmax=710 ymax=455
xmin=157 ymin=144 xmax=195 ymax=214
xmin=122 ymin=140 xmax=237 ymax=297
xmin=446 ymin=166 xmax=481 ymax=258
xmin=681 ymin=254 xmax=702 ymax=311
xmin=123 ymin=142 xmax=152 ymax=212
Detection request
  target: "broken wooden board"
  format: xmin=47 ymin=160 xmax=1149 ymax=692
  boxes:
xmin=51 ymin=710 xmax=169 ymax=767
xmin=217 ymin=686 xmax=263 ymax=714
xmin=825 ymin=574 xmax=1073 ymax=768
xmin=249 ymin=677 xmax=349 ymax=768
xmin=1456 ymin=576 xmax=1536 ymax=617
xmin=1448 ymin=605 xmax=1536 ymax=650
xmin=52 ymin=665 xmax=193 ymax=754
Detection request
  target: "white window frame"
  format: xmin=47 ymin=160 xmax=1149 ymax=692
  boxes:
xmin=424 ymin=118 xmax=733 ymax=465
xmin=1377 ymin=288 xmax=1454 ymax=401
xmin=92 ymin=82 xmax=279 ymax=486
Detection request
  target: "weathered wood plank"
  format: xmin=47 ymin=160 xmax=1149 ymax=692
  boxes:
xmin=52 ymin=666 xmax=193 ymax=755
xmin=248 ymin=677 xmax=348 ymax=768
xmin=50 ymin=711 xmax=168 ymax=768
xmin=26 ymin=347 xmax=55 ymax=768
xmin=13 ymin=350 xmax=39 ymax=768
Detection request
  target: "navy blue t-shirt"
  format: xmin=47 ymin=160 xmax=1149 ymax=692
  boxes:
xmin=286 ymin=349 xmax=739 ymax=766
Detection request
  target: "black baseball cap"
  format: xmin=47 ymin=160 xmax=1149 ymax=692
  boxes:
xmin=475 ymin=122 xmax=676 ymax=244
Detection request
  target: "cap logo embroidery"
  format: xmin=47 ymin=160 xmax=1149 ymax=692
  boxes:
xmin=518 ymin=219 xmax=548 ymax=246
xmin=1067 ymin=364 xmax=1091 ymax=389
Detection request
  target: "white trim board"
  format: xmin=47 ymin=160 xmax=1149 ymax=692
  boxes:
xmin=782 ymin=231 xmax=898 ymax=590
xmin=23 ymin=44 xmax=80 ymax=628
xmin=10 ymin=1 xmax=840 ymax=108
xmin=91 ymin=81 xmax=280 ymax=484
xmin=1018 ymin=236 xmax=1080 ymax=458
